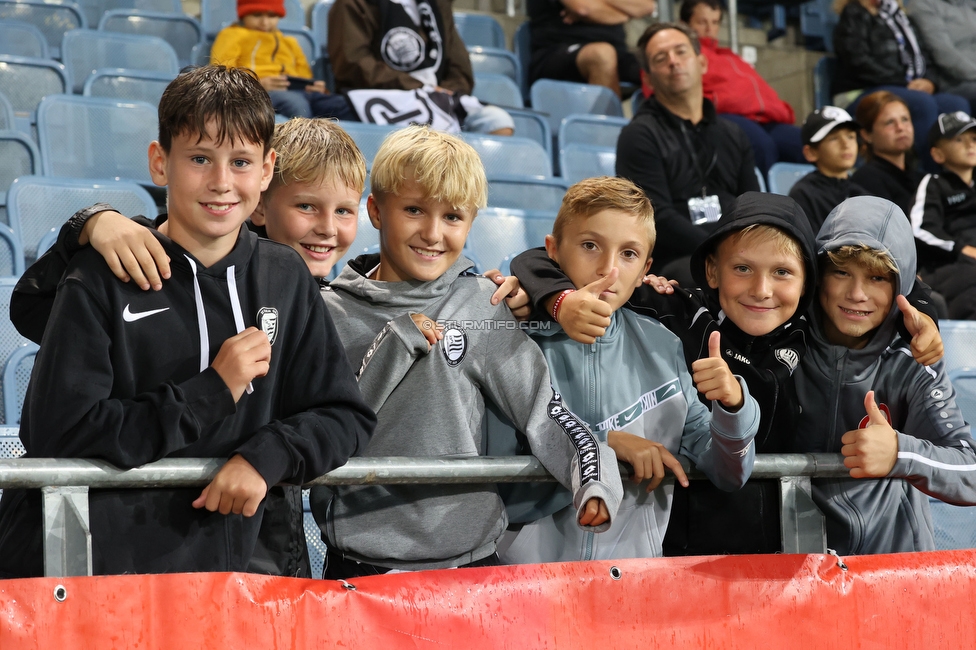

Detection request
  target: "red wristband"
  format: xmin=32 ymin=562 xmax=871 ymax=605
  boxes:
xmin=551 ymin=289 xmax=574 ymax=321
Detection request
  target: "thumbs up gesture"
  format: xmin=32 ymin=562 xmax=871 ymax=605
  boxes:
xmin=840 ymin=390 xmax=898 ymax=478
xmin=691 ymin=331 xmax=744 ymax=410
xmin=549 ymin=268 xmax=618 ymax=344
xmin=896 ymin=295 xmax=944 ymax=366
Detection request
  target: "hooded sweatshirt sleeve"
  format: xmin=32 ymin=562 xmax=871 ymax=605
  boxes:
xmin=910 ymin=173 xmax=965 ymax=264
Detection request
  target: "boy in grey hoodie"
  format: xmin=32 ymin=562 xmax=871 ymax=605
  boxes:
xmin=310 ymin=126 xmax=623 ymax=577
xmin=795 ymin=195 xmax=976 ymax=555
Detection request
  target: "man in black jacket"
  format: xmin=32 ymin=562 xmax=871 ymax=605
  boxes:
xmin=617 ymin=22 xmax=758 ymax=286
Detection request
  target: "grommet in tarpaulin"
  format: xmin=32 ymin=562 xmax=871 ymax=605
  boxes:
xmin=339 ymin=580 xmax=356 ymax=591
xmin=609 ymin=566 xmax=621 ymax=580
xmin=53 ymin=585 xmax=67 ymax=602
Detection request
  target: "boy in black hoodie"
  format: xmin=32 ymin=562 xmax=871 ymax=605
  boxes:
xmin=0 ymin=66 xmax=375 ymax=577
xmin=510 ymin=191 xmax=942 ymax=555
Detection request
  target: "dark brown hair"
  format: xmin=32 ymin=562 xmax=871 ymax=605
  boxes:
xmin=680 ymin=0 xmax=723 ymax=24
xmin=636 ymin=22 xmax=701 ymax=73
xmin=157 ymin=65 xmax=275 ymax=154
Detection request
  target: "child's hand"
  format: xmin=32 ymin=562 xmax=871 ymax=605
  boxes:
xmin=578 ymin=497 xmax=609 ymax=527
xmin=306 ymin=80 xmax=327 ymax=93
xmin=691 ymin=331 xmax=743 ymax=410
xmin=484 ymin=269 xmax=531 ymax=320
xmin=211 ymin=327 xmax=272 ymax=402
xmin=192 ymin=454 xmax=268 ymax=516
xmin=84 ymin=210 xmax=171 ymax=290
xmin=841 ymin=391 xmax=898 ymax=478
xmin=642 ymin=273 xmax=678 ymax=294
xmin=259 ymin=75 xmax=289 ymax=92
xmin=607 ymin=430 xmax=689 ymax=490
xmin=547 ymin=269 xmax=617 ymax=344
xmin=411 ymin=313 xmax=443 ymax=349
xmin=897 ymin=294 xmax=943 ymax=366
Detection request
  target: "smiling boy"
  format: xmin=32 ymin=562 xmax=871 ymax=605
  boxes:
xmin=794 ymin=195 xmax=976 ymax=554
xmin=0 ymin=67 xmax=375 ymax=577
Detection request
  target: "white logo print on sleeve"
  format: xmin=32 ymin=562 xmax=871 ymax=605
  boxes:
xmin=122 ymin=304 xmax=170 ymax=322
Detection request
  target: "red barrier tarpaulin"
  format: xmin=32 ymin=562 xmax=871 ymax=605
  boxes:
xmin=2 ymin=551 xmax=976 ymax=648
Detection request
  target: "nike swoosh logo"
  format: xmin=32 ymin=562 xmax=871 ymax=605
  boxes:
xmin=122 ymin=304 xmax=170 ymax=322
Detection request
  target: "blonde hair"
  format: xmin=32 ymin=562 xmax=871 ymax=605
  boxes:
xmin=268 ymin=117 xmax=366 ymax=194
xmin=724 ymin=224 xmax=805 ymax=266
xmin=825 ymin=244 xmax=898 ymax=276
xmin=371 ymin=125 xmax=487 ymax=210
xmin=552 ymin=176 xmax=656 ymax=251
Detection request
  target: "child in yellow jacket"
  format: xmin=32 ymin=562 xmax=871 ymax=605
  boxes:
xmin=211 ymin=0 xmax=354 ymax=119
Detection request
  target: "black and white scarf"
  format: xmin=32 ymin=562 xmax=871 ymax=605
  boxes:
xmin=376 ymin=0 xmax=446 ymax=87
xmin=878 ymin=0 xmax=926 ymax=82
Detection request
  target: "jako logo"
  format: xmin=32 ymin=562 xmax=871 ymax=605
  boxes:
xmin=441 ymin=327 xmax=467 ymax=366
xmin=859 ymin=402 xmax=891 ymax=429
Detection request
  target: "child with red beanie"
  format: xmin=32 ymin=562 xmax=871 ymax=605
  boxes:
xmin=211 ymin=0 xmax=355 ymax=119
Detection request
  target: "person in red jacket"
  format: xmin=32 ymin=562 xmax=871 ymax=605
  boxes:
xmin=648 ymin=0 xmax=804 ymax=178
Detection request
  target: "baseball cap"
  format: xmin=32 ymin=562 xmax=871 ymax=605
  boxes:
xmin=928 ymin=111 xmax=976 ymax=147
xmin=801 ymin=106 xmax=859 ymax=146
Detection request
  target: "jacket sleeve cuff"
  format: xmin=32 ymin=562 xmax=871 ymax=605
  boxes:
xmin=710 ymin=376 xmax=761 ymax=441
xmin=178 ymin=367 xmax=237 ymax=430
xmin=61 ymin=203 xmax=118 ymax=252
xmin=388 ymin=312 xmax=436 ymax=355
xmin=235 ymin=432 xmax=294 ymax=488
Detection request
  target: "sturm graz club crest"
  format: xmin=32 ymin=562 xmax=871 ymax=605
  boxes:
xmin=257 ymin=307 xmax=278 ymax=346
xmin=441 ymin=327 xmax=467 ymax=367
xmin=774 ymin=348 xmax=799 ymax=374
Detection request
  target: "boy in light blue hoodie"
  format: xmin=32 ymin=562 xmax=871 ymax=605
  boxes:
xmin=502 ymin=177 xmax=761 ymax=562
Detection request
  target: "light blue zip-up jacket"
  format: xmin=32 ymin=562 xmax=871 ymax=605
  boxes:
xmin=502 ymin=308 xmax=760 ymax=562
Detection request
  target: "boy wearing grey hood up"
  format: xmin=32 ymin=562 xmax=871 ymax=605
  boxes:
xmin=310 ymin=126 xmax=623 ymax=578
xmin=794 ymin=195 xmax=976 ymax=555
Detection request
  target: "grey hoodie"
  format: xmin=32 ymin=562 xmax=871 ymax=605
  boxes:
xmin=794 ymin=196 xmax=976 ymax=555
xmin=310 ymin=254 xmax=623 ymax=570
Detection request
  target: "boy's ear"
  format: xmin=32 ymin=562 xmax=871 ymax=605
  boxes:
xmin=544 ymin=233 xmax=559 ymax=264
xmin=366 ymin=194 xmax=382 ymax=231
xmin=704 ymin=254 xmax=720 ymax=289
xmin=802 ymin=144 xmax=818 ymax=164
xmin=930 ymin=145 xmax=946 ymax=165
xmin=638 ymin=256 xmax=653 ymax=286
xmin=148 ymin=141 xmax=168 ymax=187
xmin=260 ymin=149 xmax=276 ymax=192
xmin=251 ymin=194 xmax=267 ymax=226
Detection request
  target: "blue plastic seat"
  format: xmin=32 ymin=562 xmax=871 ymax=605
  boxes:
xmin=0 ymin=129 xmax=41 ymax=229
xmin=82 ymin=68 xmax=176 ymax=106
xmin=487 ymin=175 xmax=567 ymax=212
xmin=190 ymin=39 xmax=212 ymax=65
xmin=513 ymin=21 xmax=530 ymax=101
xmin=0 ymin=221 xmax=24 ymax=276
xmin=0 ymin=20 xmax=49 ymax=58
xmin=558 ymin=114 xmax=629 ymax=150
xmin=942 ymin=321 xmax=976 ymax=376
xmin=755 ymin=167 xmax=767 ymax=192
xmin=0 ymin=0 xmax=87 ymax=59
xmin=336 ymin=121 xmax=402 ymax=170
xmin=99 ymin=10 xmax=204 ymax=68
xmin=302 ymin=490 xmax=326 ymax=578
xmin=813 ymin=56 xmax=837 ymax=110
xmin=0 ymin=278 xmax=33 ymax=425
xmin=507 ymin=108 xmax=551 ymax=160
xmin=800 ymin=0 xmax=837 ymax=52
xmin=767 ymin=162 xmax=815 ymax=195
xmin=0 ymin=55 xmax=70 ymax=138
xmin=468 ymin=46 xmax=521 ymax=85
xmin=473 ymin=72 xmax=524 ymax=109
xmin=0 ymin=93 xmax=13 ymax=132
xmin=929 ymin=365 xmax=976 ymax=551
xmin=8 ymin=175 xmax=157 ymax=263
xmin=463 ymin=133 xmax=552 ymax=178
xmin=280 ymin=25 xmax=318 ymax=70
xmin=559 ymin=143 xmax=615 ymax=184
xmin=453 ymin=12 xmax=505 ymax=49
xmin=466 ymin=207 xmax=556 ymax=274
xmin=202 ymin=0 xmax=305 ymax=38
xmin=62 ymin=29 xmax=179 ymax=93
xmin=530 ymin=78 xmax=623 ymax=135
xmin=310 ymin=0 xmax=332 ymax=57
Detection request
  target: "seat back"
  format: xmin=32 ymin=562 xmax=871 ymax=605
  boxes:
xmin=487 ymin=175 xmax=567 ymax=212
xmin=800 ymin=0 xmax=838 ymax=52
xmin=335 ymin=121 xmax=402 ymax=170
xmin=530 ymin=79 xmax=623 ymax=134
xmin=466 ymin=207 xmax=555 ymax=274
xmin=472 ymin=72 xmax=524 ymax=109
xmin=558 ymin=114 xmax=628 ymax=150
xmin=559 ymin=143 xmax=615 ymax=184
xmin=98 ymin=10 xmax=204 ymax=68
xmin=0 ymin=222 xmax=24 ymax=276
xmin=453 ymin=12 xmax=505 ymax=49
xmin=767 ymin=162 xmax=815 ymax=195
xmin=37 ymin=95 xmax=158 ymax=187
xmin=813 ymin=55 xmax=837 ymax=109
xmin=0 ymin=130 xmax=41 ymax=227
xmin=0 ymin=19 xmax=49 ymax=58
xmin=0 ymin=278 xmax=32 ymax=426
xmin=463 ymin=134 xmax=551 ymax=178
xmin=512 ymin=21 xmax=530 ymax=101
xmin=280 ymin=25 xmax=317 ymax=67
xmin=0 ymin=0 xmax=86 ymax=58
xmin=468 ymin=46 xmax=521 ymax=84
xmin=310 ymin=0 xmax=333 ymax=57
xmin=507 ymin=108 xmax=551 ymax=161
xmin=7 ymin=175 xmax=157 ymax=262
xmin=62 ymin=29 xmax=180 ymax=93
xmin=0 ymin=93 xmax=14 ymax=132
xmin=0 ymin=55 xmax=70 ymax=139
xmin=82 ymin=68 xmax=176 ymax=106
xmin=942 ymin=321 xmax=976 ymax=377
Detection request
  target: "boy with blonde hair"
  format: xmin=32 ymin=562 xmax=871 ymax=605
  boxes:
xmin=310 ymin=126 xmax=622 ymax=578
xmin=502 ymin=177 xmax=760 ymax=562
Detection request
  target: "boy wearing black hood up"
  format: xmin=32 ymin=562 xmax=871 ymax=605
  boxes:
xmin=510 ymin=191 xmax=943 ymax=556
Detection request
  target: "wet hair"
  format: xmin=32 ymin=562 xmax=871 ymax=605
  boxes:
xmin=552 ymin=176 xmax=656 ymax=254
xmin=636 ymin=22 xmax=701 ymax=73
xmin=371 ymin=125 xmax=487 ymax=210
xmin=680 ymin=0 xmax=723 ymax=24
xmin=157 ymin=65 xmax=275 ymax=155
xmin=267 ymin=118 xmax=367 ymax=195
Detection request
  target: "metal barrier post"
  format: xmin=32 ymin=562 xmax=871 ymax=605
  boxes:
xmin=42 ymin=486 xmax=93 ymax=577
xmin=779 ymin=476 xmax=827 ymax=554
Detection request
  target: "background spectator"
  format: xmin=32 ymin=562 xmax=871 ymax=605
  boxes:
xmin=909 ymin=0 xmax=976 ymax=109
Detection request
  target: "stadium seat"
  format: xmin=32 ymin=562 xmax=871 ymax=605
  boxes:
xmin=0 ymin=278 xmax=33 ymax=426
xmin=0 ymin=0 xmax=87 ymax=59
xmin=202 ymin=0 xmax=305 ymax=38
xmin=336 ymin=121 xmax=402 ymax=170
xmin=36 ymin=95 xmax=158 ymax=188
xmin=0 ymin=93 xmax=13 ymax=132
xmin=35 ymin=226 xmax=57 ymax=258
xmin=82 ymin=68 xmax=176 ymax=106
xmin=558 ymin=114 xmax=629 ymax=150
xmin=508 ymin=108 xmax=552 ymax=160
xmin=0 ymin=130 xmax=41 ymax=227
xmin=0 ymin=20 xmax=49 ymax=58
xmin=466 ymin=207 xmax=555 ymax=274
xmin=943 ymin=320 xmax=976 ymax=374
xmin=7 ymin=175 xmax=157 ymax=262
xmin=487 ymin=175 xmax=567 ymax=212
xmin=453 ymin=12 xmax=505 ymax=49
xmin=190 ymin=39 xmax=212 ymax=65
xmin=767 ymin=162 xmax=815 ymax=195
xmin=559 ymin=143 xmax=615 ymax=184
xmin=280 ymin=25 xmax=318 ymax=72
xmin=99 ymin=10 xmax=204 ymax=68
xmin=310 ymin=0 xmax=332 ymax=57
xmin=0 ymin=55 xmax=70 ymax=139
xmin=813 ymin=56 xmax=837 ymax=110
xmin=303 ymin=490 xmax=326 ymax=578
xmin=512 ymin=21 xmax=530 ymax=101
xmin=800 ymin=0 xmax=838 ymax=52
xmin=462 ymin=133 xmax=552 ymax=178
xmin=61 ymin=30 xmax=179 ymax=94
xmin=530 ymin=79 xmax=623 ymax=136
xmin=3 ymin=341 xmax=36 ymax=426
xmin=473 ymin=72 xmax=524 ymax=109
xmin=0 ymin=222 xmax=24 ymax=277
xmin=468 ymin=47 xmax=521 ymax=85
xmin=755 ymin=166 xmax=767 ymax=192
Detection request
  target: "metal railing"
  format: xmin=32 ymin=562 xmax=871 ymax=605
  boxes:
xmin=0 ymin=453 xmax=850 ymax=577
